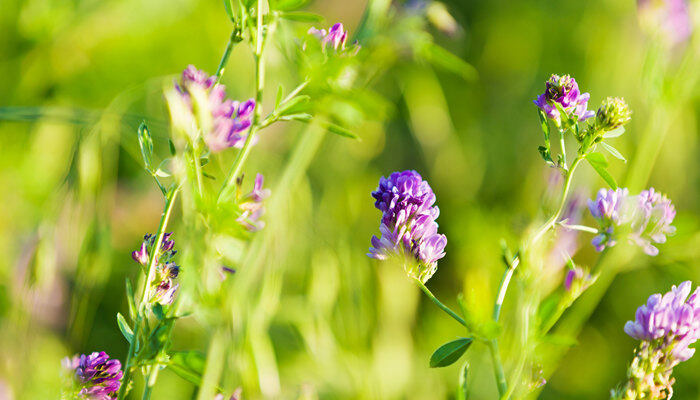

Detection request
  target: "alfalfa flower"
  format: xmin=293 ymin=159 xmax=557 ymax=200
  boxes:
xmin=588 ymin=188 xmax=630 ymax=251
xmin=132 ymin=233 xmax=180 ymax=305
xmin=62 ymin=351 xmax=123 ymax=399
xmin=612 ymin=282 xmax=700 ymax=399
xmin=236 ymin=173 xmax=271 ymax=232
xmin=594 ymin=97 xmax=632 ymax=132
xmin=368 ymin=170 xmax=447 ymax=283
xmin=167 ymin=65 xmax=255 ymax=152
xmin=534 ymin=74 xmax=594 ymax=126
xmin=629 ymin=188 xmax=676 ymax=256
xmin=131 ymin=233 xmax=177 ymax=267
xmin=309 ymin=23 xmax=349 ymax=51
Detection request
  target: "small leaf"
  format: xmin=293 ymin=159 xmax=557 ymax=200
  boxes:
xmin=137 ymin=123 xmax=154 ymax=171
xmin=537 ymin=146 xmax=553 ymax=164
xmin=278 ymin=11 xmax=323 ymax=22
xmin=152 ymin=303 xmax=165 ymax=320
xmin=223 ymin=0 xmax=235 ymax=22
xmin=278 ymin=113 xmax=313 ymax=122
xmin=168 ymin=139 xmax=176 ymax=156
xmin=117 ymin=312 xmax=134 ymax=344
xmin=325 ymin=123 xmax=358 ymax=139
xmin=429 ymin=338 xmax=473 ymax=368
xmin=274 ymin=85 xmax=285 ymax=110
xmin=537 ymin=109 xmax=550 ymax=142
xmin=125 ymin=279 xmax=137 ymax=321
xmin=457 ymin=362 xmax=469 ymax=400
xmin=600 ymin=142 xmax=626 ymax=162
xmin=168 ymin=351 xmax=207 ymax=386
xmin=603 ymin=126 xmax=625 ymax=138
xmin=586 ymin=153 xmax=617 ymax=189
xmin=276 ymin=95 xmax=310 ymax=116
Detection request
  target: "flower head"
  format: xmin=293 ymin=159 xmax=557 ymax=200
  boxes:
xmin=62 ymin=352 xmax=123 ymax=399
xmin=309 ymin=23 xmax=348 ymax=51
xmin=368 ymin=170 xmax=446 ymax=282
xmin=587 ymin=188 xmax=630 ymax=251
xmin=132 ymin=233 xmax=180 ymax=305
xmin=613 ymin=282 xmax=700 ymax=399
xmin=236 ymin=173 xmax=271 ymax=232
xmin=207 ymin=99 xmax=256 ymax=152
xmin=534 ymin=74 xmax=594 ymax=125
xmin=595 ymin=97 xmax=632 ymax=132
xmin=629 ymin=188 xmax=676 ymax=256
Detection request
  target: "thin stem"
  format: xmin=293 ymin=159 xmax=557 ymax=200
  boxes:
xmin=488 ymin=340 xmax=508 ymax=398
xmin=558 ymin=129 xmax=567 ymax=166
xmin=492 ymin=257 xmax=519 ymax=322
xmin=193 ymin=148 xmax=204 ymax=197
xmin=556 ymin=222 xmax=598 ymax=234
xmin=215 ymin=29 xmax=240 ymax=84
xmin=413 ymin=277 xmax=467 ymax=328
xmin=217 ymin=0 xmax=269 ymax=204
xmin=117 ymin=187 xmax=180 ymax=400
xmin=529 ymin=156 xmax=582 ymax=246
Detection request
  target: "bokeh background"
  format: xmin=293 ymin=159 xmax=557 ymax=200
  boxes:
xmin=1 ymin=0 xmax=699 ymax=399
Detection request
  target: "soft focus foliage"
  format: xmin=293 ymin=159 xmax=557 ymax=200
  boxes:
xmin=0 ymin=0 xmax=699 ymax=399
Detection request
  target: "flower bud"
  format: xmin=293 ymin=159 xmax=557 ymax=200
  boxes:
xmin=595 ymin=97 xmax=631 ymax=131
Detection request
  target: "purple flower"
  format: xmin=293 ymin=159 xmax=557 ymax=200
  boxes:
xmin=236 ymin=173 xmax=271 ymax=232
xmin=63 ymin=352 xmax=123 ymax=399
xmin=563 ymin=265 xmax=595 ymax=295
xmin=207 ymin=99 xmax=257 ymax=152
xmin=534 ymin=74 xmax=594 ymax=125
xmin=309 ymin=23 xmax=349 ymax=51
xmin=629 ymin=188 xmax=676 ymax=256
xmin=637 ymin=0 xmax=693 ymax=45
xmin=132 ymin=233 xmax=180 ymax=305
xmin=368 ymin=170 xmax=446 ymax=282
xmin=587 ymin=188 xmax=630 ymax=251
xmin=131 ymin=233 xmax=177 ymax=267
xmin=152 ymin=262 xmax=180 ymax=305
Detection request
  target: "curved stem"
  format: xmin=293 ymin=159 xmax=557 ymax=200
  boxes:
xmin=215 ymin=29 xmax=240 ymax=84
xmin=413 ymin=277 xmax=467 ymax=328
xmin=530 ymin=156 xmax=582 ymax=246
xmin=488 ymin=340 xmax=508 ymax=398
xmin=117 ymin=187 xmax=180 ymax=400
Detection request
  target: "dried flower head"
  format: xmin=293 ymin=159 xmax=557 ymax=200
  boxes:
xmin=534 ymin=74 xmax=594 ymax=125
xmin=368 ymin=170 xmax=447 ymax=282
xmin=62 ymin=352 xmax=123 ymax=399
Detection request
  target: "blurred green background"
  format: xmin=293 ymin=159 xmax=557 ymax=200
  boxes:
xmin=1 ymin=0 xmax=699 ymax=399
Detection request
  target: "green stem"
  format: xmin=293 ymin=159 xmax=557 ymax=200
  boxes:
xmin=558 ymin=129 xmax=567 ymax=166
xmin=215 ymin=29 xmax=240 ymax=84
xmin=192 ymin=148 xmax=204 ymax=197
xmin=413 ymin=277 xmax=467 ymax=328
xmin=217 ymin=0 xmax=268 ymax=204
xmin=117 ymin=187 xmax=180 ymax=400
xmin=530 ymin=156 xmax=582 ymax=246
xmin=488 ymin=339 xmax=508 ymax=398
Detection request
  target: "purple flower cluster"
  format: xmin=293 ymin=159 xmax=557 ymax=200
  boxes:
xmin=368 ymin=170 xmax=447 ymax=282
xmin=637 ymin=0 xmax=693 ymax=45
xmin=236 ymin=173 xmax=271 ymax=232
xmin=173 ymin=65 xmax=255 ymax=152
xmin=534 ymin=74 xmax=594 ymax=125
xmin=132 ymin=233 xmax=180 ymax=305
xmin=308 ymin=23 xmax=348 ymax=51
xmin=624 ymin=281 xmax=700 ymax=361
xmin=587 ymin=187 xmax=675 ymax=256
xmin=63 ymin=352 xmax=123 ymax=399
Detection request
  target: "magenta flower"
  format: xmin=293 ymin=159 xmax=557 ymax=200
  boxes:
xmin=63 ymin=352 xmax=123 ymax=399
xmin=132 ymin=233 xmax=180 ymax=305
xmin=308 ymin=23 xmax=349 ymax=51
xmin=236 ymin=173 xmax=271 ymax=232
xmin=587 ymin=188 xmax=630 ymax=251
xmin=534 ymin=74 xmax=594 ymax=125
xmin=207 ymin=99 xmax=257 ymax=152
xmin=368 ymin=170 xmax=446 ymax=282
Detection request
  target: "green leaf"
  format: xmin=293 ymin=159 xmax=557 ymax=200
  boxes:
xmin=125 ymin=279 xmax=137 ymax=321
xmin=420 ymin=42 xmax=478 ymax=82
xmin=537 ymin=146 xmax=553 ymax=164
xmin=137 ymin=122 xmax=154 ymax=171
xmin=168 ymin=139 xmax=176 ymax=156
xmin=457 ymin=362 xmax=469 ymax=400
xmin=117 ymin=312 xmax=134 ymax=344
xmin=537 ymin=109 xmax=550 ymax=142
xmin=278 ymin=113 xmax=313 ymax=122
xmin=603 ymin=126 xmax=625 ymax=138
xmin=429 ymin=338 xmax=473 ymax=368
xmin=223 ymin=0 xmax=235 ymax=22
xmin=276 ymin=95 xmax=310 ymax=116
xmin=600 ymin=142 xmax=626 ymax=162
xmin=152 ymin=303 xmax=165 ymax=320
xmin=324 ymin=123 xmax=358 ymax=139
xmin=168 ymin=351 xmax=207 ymax=386
xmin=278 ymin=11 xmax=323 ymax=22
xmin=274 ymin=85 xmax=285 ymax=110
xmin=270 ymin=0 xmax=309 ymax=11
xmin=586 ymin=153 xmax=617 ymax=189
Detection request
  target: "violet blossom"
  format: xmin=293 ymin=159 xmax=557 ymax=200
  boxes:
xmin=308 ymin=23 xmax=349 ymax=51
xmin=236 ymin=173 xmax=271 ymax=232
xmin=534 ymin=74 xmax=594 ymax=125
xmin=62 ymin=352 xmax=123 ymax=400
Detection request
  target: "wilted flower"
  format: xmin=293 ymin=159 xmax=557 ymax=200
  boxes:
xmin=168 ymin=65 xmax=255 ymax=152
xmin=637 ymin=0 xmax=693 ymax=45
xmin=612 ymin=282 xmax=700 ymax=399
xmin=595 ymin=97 xmax=632 ymax=132
xmin=309 ymin=23 xmax=348 ymax=51
xmin=588 ymin=188 xmax=630 ymax=251
xmin=368 ymin=170 xmax=447 ymax=283
xmin=534 ymin=74 xmax=594 ymax=125
xmin=236 ymin=173 xmax=271 ymax=232
xmin=62 ymin=352 xmax=123 ymax=399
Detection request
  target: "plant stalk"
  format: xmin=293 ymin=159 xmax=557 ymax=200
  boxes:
xmin=414 ymin=277 xmax=467 ymax=328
